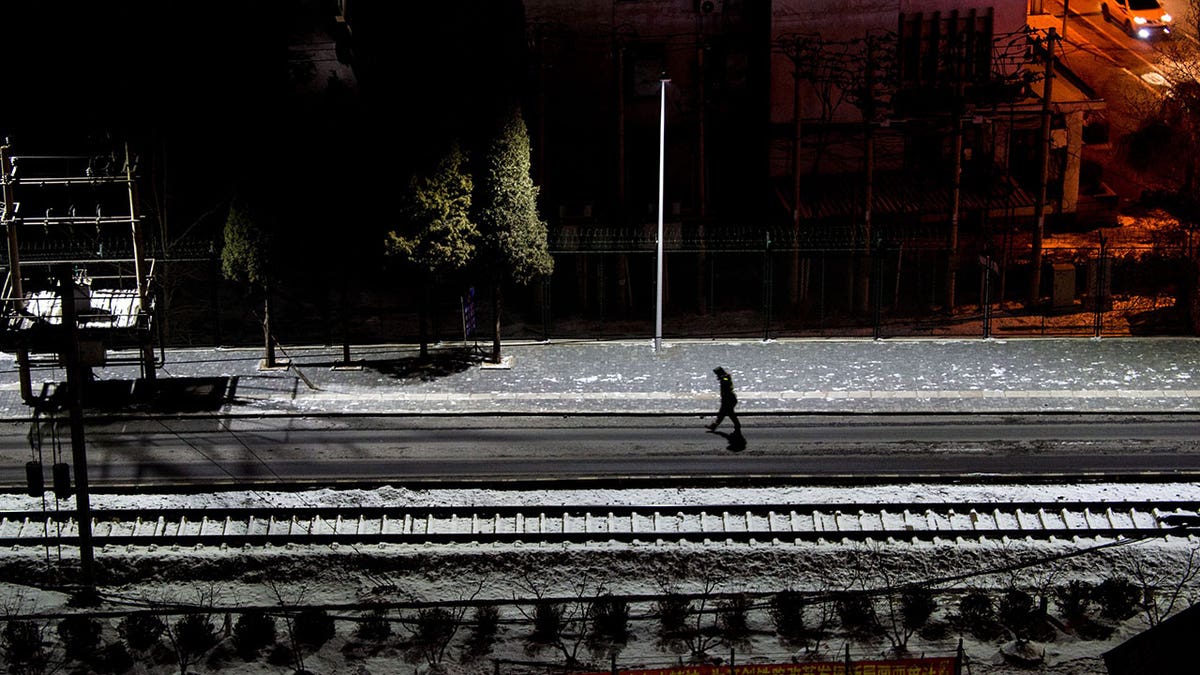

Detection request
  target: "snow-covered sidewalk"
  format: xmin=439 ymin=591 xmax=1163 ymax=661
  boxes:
xmin=3 ymin=337 xmax=1199 ymax=417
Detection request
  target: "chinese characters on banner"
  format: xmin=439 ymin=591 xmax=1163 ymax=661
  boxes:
xmin=575 ymin=658 xmax=956 ymax=675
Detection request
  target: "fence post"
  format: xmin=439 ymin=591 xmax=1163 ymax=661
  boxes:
xmin=611 ymin=653 xmax=618 ymax=675
xmin=1093 ymin=233 xmax=1106 ymax=338
xmin=872 ymin=236 xmax=886 ymax=340
xmin=763 ymin=233 xmax=773 ymax=341
xmin=981 ymin=247 xmax=995 ymax=339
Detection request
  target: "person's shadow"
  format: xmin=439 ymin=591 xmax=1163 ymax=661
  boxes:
xmin=708 ymin=428 xmax=747 ymax=453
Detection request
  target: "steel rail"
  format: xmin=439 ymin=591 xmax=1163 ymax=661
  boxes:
xmin=3 ymin=501 xmax=1197 ymax=548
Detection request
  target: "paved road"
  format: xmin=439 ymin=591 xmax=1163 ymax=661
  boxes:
xmin=3 ymin=413 xmax=1197 ymax=487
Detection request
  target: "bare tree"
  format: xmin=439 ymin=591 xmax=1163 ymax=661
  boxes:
xmin=804 ymin=589 xmax=839 ymax=659
xmin=514 ymin=574 xmax=597 ymax=668
xmin=1129 ymin=544 xmax=1200 ymax=627
xmin=265 ymin=579 xmax=325 ymax=673
xmin=715 ymin=593 xmax=753 ymax=652
xmin=654 ymin=577 xmax=724 ymax=660
xmin=405 ymin=606 xmax=463 ymax=671
xmin=587 ymin=593 xmax=631 ymax=660
xmin=1 ymin=590 xmax=48 ymax=675
xmin=160 ymin=586 xmax=221 ymax=675
xmin=461 ymin=604 xmax=501 ymax=663
xmin=841 ymin=32 xmax=897 ymax=315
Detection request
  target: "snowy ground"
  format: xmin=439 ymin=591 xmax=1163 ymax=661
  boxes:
xmin=2 ymin=482 xmax=1199 ymax=674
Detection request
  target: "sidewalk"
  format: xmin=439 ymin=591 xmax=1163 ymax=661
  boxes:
xmin=3 ymin=337 xmax=1199 ymax=418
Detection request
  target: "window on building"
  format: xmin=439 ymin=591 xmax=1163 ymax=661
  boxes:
xmin=897 ymin=9 xmax=994 ymax=90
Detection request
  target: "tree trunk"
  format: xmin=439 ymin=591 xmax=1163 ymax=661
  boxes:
xmin=262 ymin=281 xmax=276 ymax=368
xmin=790 ymin=67 xmax=803 ymax=309
xmin=855 ymin=122 xmax=875 ymax=315
xmin=340 ymin=281 xmax=352 ymax=366
xmin=419 ymin=272 xmax=430 ymax=360
xmin=491 ymin=282 xmax=502 ymax=363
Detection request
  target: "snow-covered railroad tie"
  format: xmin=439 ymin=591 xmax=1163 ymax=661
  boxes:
xmin=1 ymin=502 xmax=1197 ymax=549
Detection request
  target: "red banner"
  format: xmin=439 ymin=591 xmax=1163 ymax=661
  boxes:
xmin=577 ymin=658 xmax=956 ymax=675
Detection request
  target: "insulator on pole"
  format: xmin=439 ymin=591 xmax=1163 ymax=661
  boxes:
xmin=52 ymin=462 xmax=72 ymax=499
xmin=25 ymin=461 xmax=44 ymax=498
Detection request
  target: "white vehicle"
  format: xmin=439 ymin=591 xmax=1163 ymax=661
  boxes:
xmin=1101 ymin=0 xmax=1173 ymax=39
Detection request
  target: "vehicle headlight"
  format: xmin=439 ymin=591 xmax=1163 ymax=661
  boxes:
xmin=1162 ymin=13 xmax=1172 ymax=22
xmin=1134 ymin=16 xmax=1148 ymax=24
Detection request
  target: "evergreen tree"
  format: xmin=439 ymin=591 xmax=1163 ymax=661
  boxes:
xmin=474 ymin=105 xmax=553 ymax=362
xmin=221 ymin=196 xmax=278 ymax=367
xmin=387 ymin=142 xmax=477 ymax=357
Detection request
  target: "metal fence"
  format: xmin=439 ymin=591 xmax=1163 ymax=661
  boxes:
xmin=150 ymin=239 xmax=1197 ymax=349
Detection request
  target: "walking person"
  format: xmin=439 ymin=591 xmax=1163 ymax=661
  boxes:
xmin=707 ymin=366 xmax=741 ymax=434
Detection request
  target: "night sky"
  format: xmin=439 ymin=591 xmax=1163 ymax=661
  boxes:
xmin=0 ymin=1 xmax=525 ymax=257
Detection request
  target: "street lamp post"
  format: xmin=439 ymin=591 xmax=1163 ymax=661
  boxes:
xmin=655 ymin=77 xmax=669 ymax=352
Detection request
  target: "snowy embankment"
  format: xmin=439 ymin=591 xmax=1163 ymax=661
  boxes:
xmin=2 ymin=482 xmax=1198 ymax=674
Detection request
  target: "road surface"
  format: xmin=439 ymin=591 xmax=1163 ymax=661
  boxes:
xmin=0 ymin=413 xmax=1196 ymax=487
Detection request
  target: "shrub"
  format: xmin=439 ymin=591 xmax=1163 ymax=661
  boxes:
xmin=293 ymin=609 xmax=335 ymax=650
xmin=2 ymin=619 xmax=46 ymax=673
xmin=174 ymin=613 xmax=217 ymax=661
xmin=717 ymin=594 xmax=752 ymax=648
xmin=56 ymin=615 xmax=102 ymax=663
xmin=119 ymin=612 xmax=164 ymax=652
xmin=900 ymin=587 xmax=937 ymax=634
xmin=232 ymin=611 xmax=277 ymax=661
xmin=92 ymin=642 xmax=135 ymax=674
xmin=958 ymin=591 xmax=1001 ymax=640
xmin=526 ymin=602 xmax=562 ymax=653
xmin=998 ymin=588 xmax=1036 ymax=639
xmin=1054 ymin=580 xmax=1094 ymax=622
xmin=835 ymin=592 xmax=879 ymax=637
xmin=655 ymin=594 xmax=692 ymax=653
xmin=405 ymin=606 xmax=459 ymax=666
xmin=1094 ymin=577 xmax=1141 ymax=621
xmin=656 ymin=595 xmax=689 ymax=637
xmin=918 ymin=619 xmax=951 ymax=641
xmin=354 ymin=608 xmax=392 ymax=643
xmin=769 ymin=590 xmax=807 ymax=649
xmin=589 ymin=594 xmax=630 ymax=656
xmin=267 ymin=642 xmax=294 ymax=666
xmin=462 ymin=605 xmax=500 ymax=661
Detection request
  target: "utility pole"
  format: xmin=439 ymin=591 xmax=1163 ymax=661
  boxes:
xmin=775 ymin=35 xmax=816 ymax=309
xmin=857 ymin=34 xmax=881 ymax=316
xmin=696 ymin=42 xmax=709 ymax=315
xmin=126 ymin=143 xmax=156 ymax=382
xmin=58 ymin=264 xmax=96 ymax=587
xmin=616 ymin=40 xmax=626 ymax=214
xmin=697 ymin=43 xmax=708 ymax=220
xmin=1 ymin=145 xmax=32 ymax=402
xmin=947 ymin=30 xmax=967 ymax=312
xmin=535 ymin=25 xmax=547 ymax=189
xmin=654 ymin=77 xmax=669 ymax=352
xmin=789 ymin=38 xmax=807 ymax=309
xmin=1029 ymin=28 xmax=1057 ymax=308
xmin=1093 ymin=232 xmax=1106 ymax=338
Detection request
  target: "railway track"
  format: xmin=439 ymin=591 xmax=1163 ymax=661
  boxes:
xmin=3 ymin=501 xmax=1199 ymax=549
